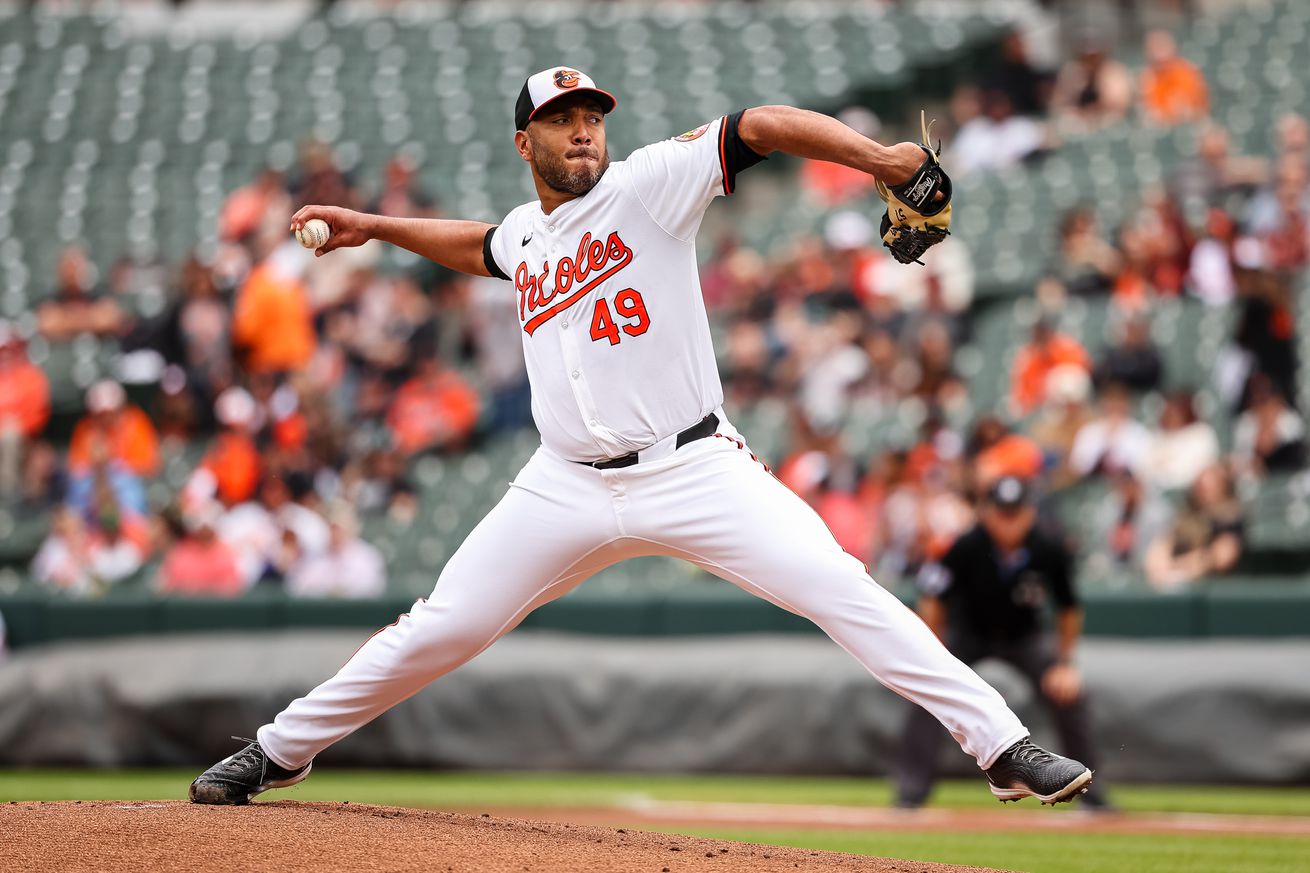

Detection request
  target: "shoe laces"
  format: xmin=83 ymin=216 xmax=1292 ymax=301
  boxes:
xmin=1008 ymin=740 xmax=1057 ymax=766
xmin=227 ymin=737 xmax=264 ymax=771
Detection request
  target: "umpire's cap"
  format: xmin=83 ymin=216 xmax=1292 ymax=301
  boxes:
xmin=515 ymin=66 xmax=617 ymax=131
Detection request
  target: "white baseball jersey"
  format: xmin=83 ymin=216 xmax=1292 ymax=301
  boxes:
xmin=483 ymin=115 xmax=750 ymax=462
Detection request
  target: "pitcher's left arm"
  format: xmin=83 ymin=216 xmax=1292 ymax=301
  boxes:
xmin=737 ymin=105 xmax=925 ymax=184
xmin=737 ymin=105 xmax=953 ymax=264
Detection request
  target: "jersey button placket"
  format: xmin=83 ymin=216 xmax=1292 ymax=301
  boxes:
xmin=557 ymin=308 xmax=595 ymax=440
xmin=564 ymin=329 xmax=607 ymax=449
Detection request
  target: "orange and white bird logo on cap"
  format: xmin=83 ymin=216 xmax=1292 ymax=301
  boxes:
xmin=554 ymin=69 xmax=580 ymax=89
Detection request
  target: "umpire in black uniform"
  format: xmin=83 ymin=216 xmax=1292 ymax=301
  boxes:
xmin=895 ymin=475 xmax=1109 ymax=808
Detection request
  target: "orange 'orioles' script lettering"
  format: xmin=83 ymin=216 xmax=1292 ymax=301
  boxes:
xmin=516 ymin=231 xmax=634 ymax=336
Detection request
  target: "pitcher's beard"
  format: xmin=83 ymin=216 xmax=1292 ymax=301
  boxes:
xmin=533 ymin=148 xmax=610 ymax=196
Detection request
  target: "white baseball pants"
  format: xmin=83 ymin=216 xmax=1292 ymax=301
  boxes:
xmin=257 ymin=414 xmax=1028 ymax=770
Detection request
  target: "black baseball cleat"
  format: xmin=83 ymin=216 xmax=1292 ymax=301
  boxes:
xmin=189 ymin=738 xmax=312 ymax=805
xmin=985 ymin=738 xmax=1093 ymax=805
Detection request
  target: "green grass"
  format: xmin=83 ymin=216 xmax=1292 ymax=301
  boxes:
xmin=3 ymin=770 xmax=1308 ymax=873
xmin=4 ymin=769 xmax=1310 ymax=816
xmin=664 ymin=828 xmax=1310 ymax=873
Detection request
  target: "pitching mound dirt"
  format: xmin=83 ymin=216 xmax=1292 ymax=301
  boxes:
xmin=1 ymin=800 xmax=1011 ymax=873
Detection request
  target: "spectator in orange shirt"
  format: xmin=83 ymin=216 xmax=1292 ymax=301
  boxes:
xmin=387 ymin=357 xmax=480 ymax=456
xmin=68 ymin=380 xmax=160 ymax=479
xmin=189 ymin=387 xmax=263 ymax=508
xmin=1140 ymin=30 xmax=1209 ymax=126
xmin=0 ymin=325 xmax=50 ymax=498
xmin=0 ymin=326 xmax=49 ymax=439
xmin=1009 ymin=320 xmax=1091 ymax=416
xmin=232 ymin=242 xmax=317 ymax=375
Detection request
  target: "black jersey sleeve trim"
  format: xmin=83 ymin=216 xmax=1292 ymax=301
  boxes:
xmin=482 ymin=226 xmax=510 ymax=281
xmin=718 ymin=109 xmax=768 ymax=196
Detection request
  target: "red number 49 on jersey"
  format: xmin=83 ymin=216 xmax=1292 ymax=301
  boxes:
xmin=590 ymin=288 xmax=650 ymax=345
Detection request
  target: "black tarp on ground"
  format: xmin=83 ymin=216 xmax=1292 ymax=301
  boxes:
xmin=1 ymin=632 xmax=1307 ymax=783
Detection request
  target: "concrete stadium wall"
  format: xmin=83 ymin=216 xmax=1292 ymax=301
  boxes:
xmin=3 ymin=581 xmax=1310 ymax=651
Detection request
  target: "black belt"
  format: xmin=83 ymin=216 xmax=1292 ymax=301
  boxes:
xmin=580 ymin=413 xmax=719 ymax=470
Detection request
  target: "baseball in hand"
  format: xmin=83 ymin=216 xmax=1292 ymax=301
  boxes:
xmin=295 ymin=218 xmax=331 ymax=249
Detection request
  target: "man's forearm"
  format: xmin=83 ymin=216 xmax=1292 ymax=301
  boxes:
xmin=1055 ymin=608 xmax=1082 ymax=662
xmin=736 ymin=105 xmax=925 ymax=186
xmin=367 ymin=215 xmax=496 ymax=277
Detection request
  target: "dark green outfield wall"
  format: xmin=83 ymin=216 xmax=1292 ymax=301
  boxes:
xmin=2 ymin=579 xmax=1309 ymax=649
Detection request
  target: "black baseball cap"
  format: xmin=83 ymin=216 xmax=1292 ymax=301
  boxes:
xmin=986 ymin=475 xmax=1031 ymax=510
xmin=515 ymin=66 xmax=617 ymax=132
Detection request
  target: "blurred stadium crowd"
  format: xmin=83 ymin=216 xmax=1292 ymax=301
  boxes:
xmin=2 ymin=146 xmax=477 ymax=597
xmin=765 ymin=18 xmax=1304 ymax=592
xmin=763 ymin=20 xmax=1308 ymax=592
xmin=0 ymin=0 xmax=1307 ymax=606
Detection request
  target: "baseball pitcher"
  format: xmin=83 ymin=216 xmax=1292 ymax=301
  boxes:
xmin=190 ymin=67 xmax=1092 ymax=807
